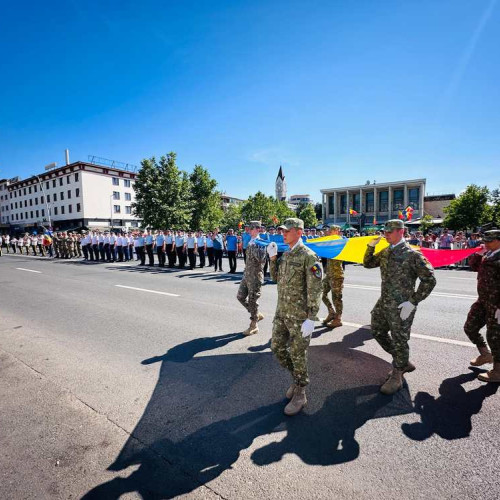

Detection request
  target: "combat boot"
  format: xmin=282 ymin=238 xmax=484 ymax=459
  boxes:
xmin=326 ymin=316 xmax=343 ymax=329
xmin=470 ymin=347 xmax=493 ymax=367
xmin=286 ymin=383 xmax=297 ymax=399
xmin=257 ymin=312 xmax=265 ymax=322
xmin=380 ymin=369 xmax=403 ymax=395
xmin=243 ymin=320 xmax=259 ymax=336
xmin=322 ymin=309 xmax=335 ymax=326
xmin=386 ymin=361 xmax=416 ymax=380
xmin=284 ymin=386 xmax=307 ymax=416
xmin=478 ymin=362 xmax=500 ymax=383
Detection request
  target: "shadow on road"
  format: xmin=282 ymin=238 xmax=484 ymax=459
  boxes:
xmin=401 ymin=369 xmax=498 ymax=441
xmin=83 ymin=328 xmax=413 ymax=499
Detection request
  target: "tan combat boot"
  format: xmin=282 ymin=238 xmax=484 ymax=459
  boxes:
xmin=478 ymin=362 xmax=500 ymax=383
xmin=257 ymin=312 xmax=265 ymax=322
xmin=380 ymin=369 xmax=403 ymax=395
xmin=284 ymin=386 xmax=307 ymax=416
xmin=243 ymin=320 xmax=259 ymax=336
xmin=386 ymin=361 xmax=416 ymax=380
xmin=470 ymin=347 xmax=493 ymax=367
xmin=286 ymin=383 xmax=297 ymax=399
xmin=326 ymin=316 xmax=343 ymax=329
xmin=322 ymin=309 xmax=335 ymax=326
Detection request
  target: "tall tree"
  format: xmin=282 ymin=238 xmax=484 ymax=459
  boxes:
xmin=443 ymin=185 xmax=491 ymax=230
xmin=297 ymin=203 xmax=318 ymax=228
xmin=489 ymin=185 xmax=500 ymax=227
xmin=189 ymin=165 xmax=223 ymax=230
xmin=220 ymin=203 xmax=243 ymax=232
xmin=240 ymin=192 xmax=276 ymax=224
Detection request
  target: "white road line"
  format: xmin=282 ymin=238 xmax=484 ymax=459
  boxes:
xmin=344 ymin=283 xmax=476 ymax=300
xmin=115 ymin=285 xmax=179 ymax=297
xmin=341 ymin=321 xmax=475 ymax=348
xmin=15 ymin=268 xmax=42 ymax=274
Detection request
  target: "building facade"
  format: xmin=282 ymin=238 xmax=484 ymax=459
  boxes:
xmin=1 ymin=161 xmax=142 ymax=233
xmin=289 ymin=194 xmax=313 ymax=207
xmin=423 ymin=194 xmax=455 ymax=219
xmin=220 ymin=193 xmax=244 ymax=210
xmin=321 ymin=178 xmax=426 ymax=225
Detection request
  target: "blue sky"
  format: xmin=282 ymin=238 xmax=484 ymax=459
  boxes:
xmin=0 ymin=0 xmax=499 ymax=201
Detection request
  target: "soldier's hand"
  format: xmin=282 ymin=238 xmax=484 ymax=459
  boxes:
xmin=398 ymin=301 xmax=416 ymax=321
xmin=267 ymin=242 xmax=278 ymax=258
xmin=301 ymin=319 xmax=315 ymax=338
xmin=368 ymin=236 xmax=382 ymax=247
xmin=495 ymin=308 xmax=500 ymax=325
xmin=477 ymin=244 xmax=487 ymax=256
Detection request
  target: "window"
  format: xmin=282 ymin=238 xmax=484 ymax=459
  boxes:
xmin=54 ymin=207 xmax=58 ymax=215
xmin=393 ymin=189 xmax=404 ymax=210
xmin=124 ymin=179 xmax=131 ymax=187
xmin=379 ymin=191 xmax=388 ymax=212
xmin=75 ymin=173 xmax=79 ymax=182
xmin=76 ymin=203 xmax=81 ymax=212
xmin=67 ymin=190 xmax=71 ymax=199
xmin=16 ymin=214 xmax=18 ymax=221
xmin=68 ymin=204 xmax=72 ymax=213
xmin=53 ymin=193 xmax=57 ymax=201
xmin=41 ymin=209 xmax=45 ymax=217
xmin=29 ymin=186 xmax=32 ymax=194
xmin=67 ymin=176 xmax=70 ymax=184
xmin=75 ymin=188 xmax=80 ymax=197
xmin=34 ymin=185 xmax=37 ymax=193
xmin=352 ymin=193 xmax=360 ymax=213
xmin=365 ymin=192 xmax=374 ymax=212
xmin=114 ymin=205 xmax=121 ymax=213
xmin=29 ymin=199 xmax=32 ymax=206
xmin=24 ymin=188 xmax=27 ymax=195
xmin=59 ymin=177 xmax=63 ymax=186
xmin=113 ymin=191 xmax=120 ymax=200
xmin=340 ymin=194 xmax=347 ymax=214
xmin=24 ymin=200 xmax=27 ymax=207
xmin=46 ymin=181 xmax=49 ymax=189
xmin=30 ymin=211 xmax=33 ymax=218
xmin=47 ymin=194 xmax=51 ymax=203
xmin=125 ymin=206 xmax=131 ymax=214
xmin=41 ymin=196 xmax=44 ymax=204
xmin=53 ymin=179 xmax=56 ymax=188
xmin=15 ymin=201 xmax=17 ymax=209
xmin=409 ymin=187 xmax=420 ymax=209
xmin=112 ymin=178 xmax=119 ymax=186
xmin=25 ymin=211 xmax=28 ymax=218
xmin=125 ymin=192 xmax=131 ymax=201
xmin=61 ymin=206 xmax=65 ymax=215
xmin=60 ymin=192 xmax=64 ymax=201
xmin=36 ymin=210 xmax=39 ymax=218
xmin=35 ymin=198 xmax=38 ymax=205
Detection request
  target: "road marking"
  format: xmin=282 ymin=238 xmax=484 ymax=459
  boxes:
xmin=344 ymin=283 xmax=476 ymax=300
xmin=341 ymin=321 xmax=475 ymax=348
xmin=115 ymin=285 xmax=179 ymax=297
xmin=15 ymin=268 xmax=42 ymax=274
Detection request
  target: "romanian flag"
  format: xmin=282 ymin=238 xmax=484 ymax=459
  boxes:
xmin=238 ymin=221 xmax=244 ymax=229
xmin=349 ymin=208 xmax=358 ymax=216
xmin=405 ymin=206 xmax=414 ymax=221
xmin=398 ymin=211 xmax=404 ymax=220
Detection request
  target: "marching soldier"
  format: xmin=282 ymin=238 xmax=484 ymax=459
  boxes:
xmin=363 ymin=219 xmax=436 ymax=395
xmin=267 ymin=218 xmax=323 ymax=416
xmin=464 ymin=229 xmax=500 ymax=382
xmin=237 ymin=221 xmax=267 ymax=336
xmin=321 ymin=224 xmax=345 ymax=329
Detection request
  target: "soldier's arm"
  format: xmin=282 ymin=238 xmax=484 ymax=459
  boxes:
xmin=270 ymin=255 xmax=279 ymax=282
xmin=363 ymin=245 xmax=381 ymax=268
xmin=410 ymin=252 xmax=437 ymax=305
xmin=468 ymin=253 xmax=482 ymax=272
xmin=305 ymin=254 xmax=323 ymax=320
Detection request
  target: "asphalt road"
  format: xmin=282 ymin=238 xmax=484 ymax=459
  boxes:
xmin=0 ymin=252 xmax=498 ymax=500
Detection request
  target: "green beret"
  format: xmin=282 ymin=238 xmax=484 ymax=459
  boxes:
xmin=483 ymin=229 xmax=500 ymax=242
xmin=282 ymin=218 xmax=304 ymax=230
xmin=384 ymin=219 xmax=405 ymax=231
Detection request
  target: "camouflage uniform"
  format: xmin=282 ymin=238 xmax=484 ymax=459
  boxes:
xmin=270 ymin=236 xmax=323 ymax=387
xmin=237 ymin=236 xmax=267 ymax=321
xmin=76 ymin=235 xmax=82 ymax=257
xmin=322 ymin=259 xmax=344 ymax=319
xmin=464 ymin=238 xmax=500 ymax=363
xmin=53 ymin=234 xmax=60 ymax=258
xmin=363 ymin=239 xmax=436 ymax=369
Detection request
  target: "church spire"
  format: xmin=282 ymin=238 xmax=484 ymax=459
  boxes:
xmin=275 ymin=165 xmax=287 ymax=201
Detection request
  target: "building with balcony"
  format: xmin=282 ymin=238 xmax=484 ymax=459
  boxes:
xmin=321 ymin=179 xmax=426 ymax=226
xmin=289 ymin=194 xmax=313 ymax=207
xmin=220 ymin=193 xmax=245 ymax=210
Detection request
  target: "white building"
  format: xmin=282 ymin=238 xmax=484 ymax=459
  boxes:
xmin=289 ymin=194 xmax=313 ymax=207
xmin=1 ymin=161 xmax=142 ymax=232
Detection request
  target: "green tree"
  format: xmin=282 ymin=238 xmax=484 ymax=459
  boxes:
xmin=489 ymin=185 xmax=500 ymax=227
xmin=314 ymin=202 xmax=323 ymax=221
xmin=443 ymin=185 xmax=491 ymax=231
xmin=133 ymin=152 xmax=193 ymax=229
xmin=297 ymin=203 xmax=318 ymax=228
xmin=189 ymin=165 xmax=223 ymax=230
xmin=220 ymin=203 xmax=243 ymax=232
xmin=419 ymin=214 xmax=435 ymax=234
xmin=240 ymin=192 xmax=276 ymax=225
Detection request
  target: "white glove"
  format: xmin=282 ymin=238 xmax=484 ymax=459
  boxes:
xmin=398 ymin=301 xmax=416 ymax=321
xmin=301 ymin=319 xmax=315 ymax=338
xmin=368 ymin=236 xmax=382 ymax=247
xmin=267 ymin=242 xmax=278 ymax=258
xmin=477 ymin=244 xmax=487 ymax=256
xmin=495 ymin=308 xmax=500 ymax=325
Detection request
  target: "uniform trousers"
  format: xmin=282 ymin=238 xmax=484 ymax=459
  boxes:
xmin=157 ymin=247 xmax=166 ymax=266
xmin=99 ymin=243 xmax=105 ymax=261
xmin=228 ymin=250 xmax=237 ymax=273
xmin=82 ymin=244 xmax=89 ymax=260
xmin=176 ymin=247 xmax=186 ymax=268
xmin=123 ymin=246 xmax=129 ymax=261
xmin=187 ymin=248 xmax=196 ymax=269
xmin=213 ymin=249 xmax=223 ymax=271
xmin=146 ymin=244 xmax=154 ymax=266
xmin=464 ymin=300 xmax=500 ymax=362
xmin=31 ymin=244 xmax=37 ymax=256
xmin=207 ymin=247 xmax=214 ymax=267
xmin=136 ymin=246 xmax=146 ymax=265
xmin=198 ymin=249 xmax=206 ymax=267
xmin=129 ymin=244 xmax=134 ymax=260
xmin=117 ymin=245 xmax=124 ymax=262
xmin=271 ymin=316 xmax=311 ymax=387
xmin=104 ymin=244 xmax=111 ymax=261
xmin=237 ymin=275 xmax=262 ymax=321
xmin=167 ymin=245 xmax=176 ymax=267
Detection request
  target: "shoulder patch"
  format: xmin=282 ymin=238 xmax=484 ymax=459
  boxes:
xmin=310 ymin=263 xmax=323 ymax=279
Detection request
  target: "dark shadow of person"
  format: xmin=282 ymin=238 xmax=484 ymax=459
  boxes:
xmin=401 ymin=370 xmax=498 ymax=441
xmin=83 ymin=328 xmax=413 ymax=499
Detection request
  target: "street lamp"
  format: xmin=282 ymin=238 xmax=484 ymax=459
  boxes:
xmin=35 ymin=174 xmax=52 ymax=229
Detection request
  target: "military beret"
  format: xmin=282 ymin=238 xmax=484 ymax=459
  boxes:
xmin=384 ymin=219 xmax=405 ymax=231
xmin=282 ymin=218 xmax=304 ymax=230
xmin=248 ymin=220 xmax=262 ymax=229
xmin=483 ymin=229 xmax=500 ymax=242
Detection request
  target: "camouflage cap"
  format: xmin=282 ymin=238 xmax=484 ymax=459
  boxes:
xmin=483 ymin=229 xmax=500 ymax=242
xmin=282 ymin=218 xmax=304 ymax=230
xmin=248 ymin=220 xmax=261 ymax=229
xmin=325 ymin=224 xmax=341 ymax=231
xmin=384 ymin=219 xmax=405 ymax=231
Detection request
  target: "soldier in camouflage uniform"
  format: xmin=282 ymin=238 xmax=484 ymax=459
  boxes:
xmin=464 ymin=229 xmax=500 ymax=383
xmin=61 ymin=232 xmax=69 ymax=259
xmin=268 ymin=218 xmax=323 ymax=416
xmin=321 ymin=224 xmax=345 ymax=329
xmin=237 ymin=221 xmax=267 ymax=336
xmin=364 ymin=219 xmax=436 ymax=395
xmin=53 ymin=233 xmax=60 ymax=258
